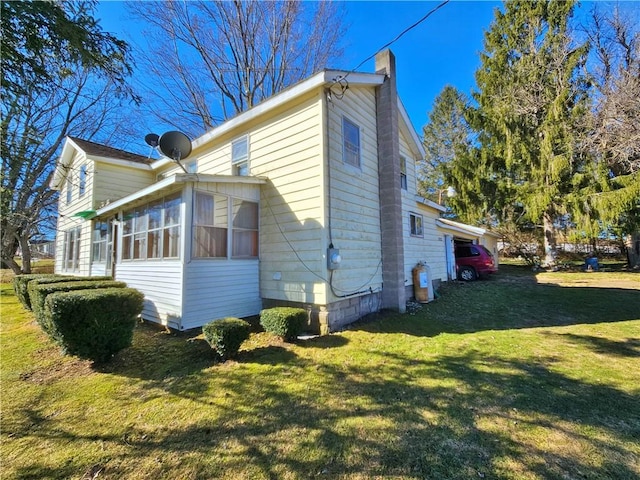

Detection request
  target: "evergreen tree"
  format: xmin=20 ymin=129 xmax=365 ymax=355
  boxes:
xmin=448 ymin=0 xmax=589 ymax=265
xmin=419 ymin=86 xmax=471 ymax=207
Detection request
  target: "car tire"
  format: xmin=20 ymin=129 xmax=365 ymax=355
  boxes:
xmin=458 ymin=266 xmax=477 ymax=282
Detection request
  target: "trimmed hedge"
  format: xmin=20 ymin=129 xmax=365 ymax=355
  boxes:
xmin=13 ymin=274 xmax=59 ymax=310
xmin=13 ymin=274 xmax=113 ymax=311
xmin=202 ymin=317 xmax=251 ymax=360
xmin=260 ymin=307 xmax=307 ymax=342
xmin=44 ymin=287 xmax=144 ymax=363
xmin=30 ymin=280 xmax=126 ymax=333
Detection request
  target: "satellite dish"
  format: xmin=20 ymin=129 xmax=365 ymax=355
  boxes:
xmin=158 ymin=131 xmax=192 ymax=161
xmin=144 ymin=133 xmax=160 ymax=147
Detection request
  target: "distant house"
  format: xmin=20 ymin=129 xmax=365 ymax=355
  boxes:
xmin=51 ymin=50 xmax=498 ymax=333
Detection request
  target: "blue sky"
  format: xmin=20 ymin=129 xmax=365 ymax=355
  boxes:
xmin=96 ymin=0 xmax=502 ymax=135
xmin=95 ymin=1 xmax=638 ymax=137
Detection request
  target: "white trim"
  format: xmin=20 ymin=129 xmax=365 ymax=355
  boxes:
xmin=95 ymin=174 xmax=267 ymax=217
xmin=415 ymin=195 xmax=447 ymax=212
xmin=436 ymin=218 xmax=501 ymax=238
xmin=89 ymin=155 xmax=152 ymax=170
xmin=51 ymin=139 xmax=153 ymax=189
xmin=398 ymin=97 xmax=425 ymax=158
xmin=192 ymin=70 xmax=385 ymax=151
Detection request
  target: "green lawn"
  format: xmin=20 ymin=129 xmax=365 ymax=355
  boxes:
xmin=1 ymin=266 xmax=639 ymax=479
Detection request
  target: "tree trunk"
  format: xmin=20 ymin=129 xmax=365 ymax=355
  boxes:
xmin=542 ymin=212 xmax=557 ymax=267
xmin=1 ymin=226 xmax=23 ymax=274
xmin=18 ymin=235 xmax=32 ymax=274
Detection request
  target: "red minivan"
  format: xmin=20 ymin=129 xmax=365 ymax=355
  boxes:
xmin=455 ymin=244 xmax=497 ymax=281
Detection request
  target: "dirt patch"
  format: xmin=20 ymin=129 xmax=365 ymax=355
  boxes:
xmin=19 ymin=356 xmax=94 ymax=384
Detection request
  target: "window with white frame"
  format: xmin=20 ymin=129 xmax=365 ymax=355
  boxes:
xmin=185 ymin=159 xmax=198 ymax=173
xmin=79 ymin=165 xmax=87 ymax=197
xmin=63 ymin=227 xmax=81 ymax=271
xmin=121 ymin=193 xmax=182 ymax=261
xmin=400 ymin=156 xmax=407 ymax=190
xmin=66 ymin=177 xmax=73 ymax=204
xmin=232 ymin=199 xmax=259 ymax=257
xmin=342 ymin=117 xmax=361 ymax=168
xmin=193 ymin=191 xmax=258 ymax=259
xmin=194 ymin=192 xmax=228 ymax=258
xmin=92 ymin=221 xmax=109 ymax=263
xmin=232 ymin=136 xmax=249 ymax=176
xmin=410 ymin=213 xmax=423 ymax=237
xmin=163 ymin=193 xmax=181 ymax=258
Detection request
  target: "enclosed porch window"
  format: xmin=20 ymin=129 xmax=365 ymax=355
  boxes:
xmin=121 ymin=192 xmax=182 ymax=261
xmin=193 ymin=191 xmax=258 ymax=259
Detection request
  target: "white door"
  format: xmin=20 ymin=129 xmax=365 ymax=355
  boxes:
xmin=445 ymin=235 xmax=456 ymax=280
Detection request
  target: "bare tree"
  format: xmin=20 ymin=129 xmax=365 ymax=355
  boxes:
xmin=575 ymin=5 xmax=640 ymax=236
xmin=130 ymin=0 xmax=346 ymax=137
xmin=1 ymin=69 xmax=136 ymax=274
xmin=585 ymin=5 xmax=640 ymax=177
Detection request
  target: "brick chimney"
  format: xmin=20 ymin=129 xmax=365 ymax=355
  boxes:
xmin=375 ymin=50 xmax=406 ymax=313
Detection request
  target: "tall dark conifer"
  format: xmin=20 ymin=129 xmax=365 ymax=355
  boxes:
xmin=448 ymin=0 xmax=589 ymax=265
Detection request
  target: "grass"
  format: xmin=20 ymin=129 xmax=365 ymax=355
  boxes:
xmin=1 ymin=265 xmax=639 ymax=479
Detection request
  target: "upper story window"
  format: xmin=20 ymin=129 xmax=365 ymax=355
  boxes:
xmin=232 ymin=136 xmax=249 ymax=176
xmin=185 ymin=160 xmax=197 ymax=173
xmin=410 ymin=212 xmax=423 ymax=237
xmin=66 ymin=178 xmax=73 ymax=204
xmin=400 ymin=156 xmax=407 ymax=190
xmin=342 ymin=117 xmax=361 ymax=168
xmin=79 ymin=165 xmax=87 ymax=197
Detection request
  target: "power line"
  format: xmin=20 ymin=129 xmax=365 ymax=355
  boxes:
xmin=330 ymin=0 xmax=451 ymax=91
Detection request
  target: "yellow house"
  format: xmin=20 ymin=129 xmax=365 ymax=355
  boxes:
xmin=51 ymin=50 xmax=493 ymax=333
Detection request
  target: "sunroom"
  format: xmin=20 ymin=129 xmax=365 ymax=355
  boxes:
xmin=89 ymin=173 xmax=266 ymax=330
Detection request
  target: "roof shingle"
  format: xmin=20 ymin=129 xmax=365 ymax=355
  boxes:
xmin=69 ymin=137 xmax=151 ymax=164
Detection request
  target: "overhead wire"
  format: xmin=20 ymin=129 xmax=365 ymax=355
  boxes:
xmin=328 ymin=0 xmax=451 ymax=93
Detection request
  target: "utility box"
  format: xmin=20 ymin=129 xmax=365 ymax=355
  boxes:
xmin=327 ymin=247 xmax=341 ymax=270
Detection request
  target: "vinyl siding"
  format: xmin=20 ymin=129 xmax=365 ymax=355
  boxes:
xmin=115 ymin=261 xmax=183 ymax=327
xmin=400 ymin=131 xmax=448 ymax=283
xmin=182 ymin=260 xmax=261 ymax=330
xmin=191 ymin=91 xmax=327 ymax=305
xmin=326 ymin=86 xmax=383 ymax=299
xmin=54 ymin=151 xmax=94 ymax=276
xmin=93 ymin=161 xmax=154 ymax=207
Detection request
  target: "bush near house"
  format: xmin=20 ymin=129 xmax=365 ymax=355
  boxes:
xmin=31 ymin=280 xmax=127 ymax=333
xmin=202 ymin=317 xmax=251 ymax=360
xmin=260 ymin=307 xmax=307 ymax=342
xmin=13 ymin=274 xmax=59 ymax=310
xmin=13 ymin=274 xmax=113 ymax=310
xmin=44 ymin=287 xmax=143 ymax=363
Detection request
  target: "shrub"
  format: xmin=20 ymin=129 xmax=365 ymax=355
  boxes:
xmin=44 ymin=287 xmax=144 ymax=363
xmin=260 ymin=307 xmax=307 ymax=341
xmin=30 ymin=280 xmax=126 ymax=333
xmin=202 ymin=317 xmax=251 ymax=360
xmin=13 ymin=274 xmax=58 ymax=310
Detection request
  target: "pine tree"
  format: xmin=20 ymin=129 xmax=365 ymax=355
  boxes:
xmin=419 ymin=86 xmax=471 ymax=207
xmin=449 ymin=0 xmax=589 ymax=265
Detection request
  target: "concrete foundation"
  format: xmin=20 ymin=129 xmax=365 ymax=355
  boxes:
xmin=262 ymin=291 xmax=383 ymax=335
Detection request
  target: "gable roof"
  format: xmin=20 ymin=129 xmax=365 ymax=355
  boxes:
xmin=67 ymin=137 xmax=151 ymax=165
xmin=51 ymin=137 xmax=153 ymax=189
xmin=192 ymin=67 xmax=425 ymax=159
